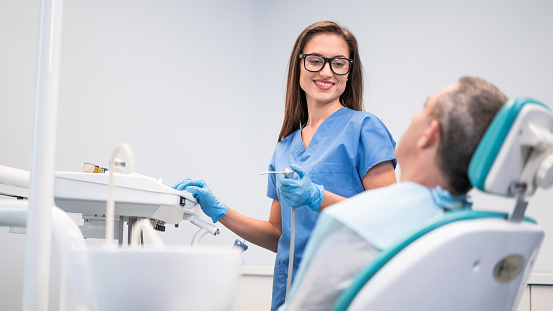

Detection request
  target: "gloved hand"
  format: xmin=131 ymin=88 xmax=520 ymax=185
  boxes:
xmin=171 ymin=179 xmax=228 ymax=223
xmin=279 ymin=164 xmax=325 ymax=211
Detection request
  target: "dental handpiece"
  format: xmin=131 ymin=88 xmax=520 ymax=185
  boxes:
xmin=259 ymin=168 xmax=295 ymax=178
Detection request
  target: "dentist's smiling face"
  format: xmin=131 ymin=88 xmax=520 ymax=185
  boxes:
xmin=299 ymin=33 xmax=350 ymax=107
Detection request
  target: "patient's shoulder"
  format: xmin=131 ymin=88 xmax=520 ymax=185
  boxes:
xmin=326 ymin=182 xmax=428 ymax=214
xmin=323 ymin=182 xmax=444 ymax=250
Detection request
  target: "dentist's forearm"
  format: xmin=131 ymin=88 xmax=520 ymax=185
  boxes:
xmin=219 ymin=208 xmax=281 ymax=253
xmin=318 ymin=191 xmax=347 ymax=210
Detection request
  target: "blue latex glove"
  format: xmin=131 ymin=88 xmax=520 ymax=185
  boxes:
xmin=279 ymin=164 xmax=325 ymax=211
xmin=171 ymin=179 xmax=228 ymax=223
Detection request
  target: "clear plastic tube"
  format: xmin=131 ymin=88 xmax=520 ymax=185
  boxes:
xmin=192 ymin=228 xmax=209 ymax=247
xmin=131 ymin=218 xmax=164 ymax=249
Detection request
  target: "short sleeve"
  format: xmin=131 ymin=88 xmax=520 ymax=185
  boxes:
xmin=266 ymin=150 xmax=278 ymax=200
xmin=358 ymin=116 xmax=396 ymax=180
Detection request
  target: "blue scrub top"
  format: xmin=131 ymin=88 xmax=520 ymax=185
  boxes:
xmin=266 ymin=107 xmax=396 ymax=310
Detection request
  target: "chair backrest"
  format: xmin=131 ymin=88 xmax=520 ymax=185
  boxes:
xmin=333 ymin=211 xmax=543 ymax=311
xmin=333 ymin=97 xmax=552 ymax=311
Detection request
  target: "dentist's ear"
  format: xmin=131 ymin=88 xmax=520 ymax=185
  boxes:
xmin=417 ymin=119 xmax=441 ymax=149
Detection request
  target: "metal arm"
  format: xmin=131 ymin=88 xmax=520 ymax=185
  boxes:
xmin=509 ymin=182 xmax=529 ymax=223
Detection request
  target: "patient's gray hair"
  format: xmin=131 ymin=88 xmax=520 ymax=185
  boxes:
xmin=432 ymin=76 xmax=508 ymax=194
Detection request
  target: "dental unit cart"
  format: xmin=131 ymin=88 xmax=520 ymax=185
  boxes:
xmin=0 ymin=163 xmax=219 ymax=245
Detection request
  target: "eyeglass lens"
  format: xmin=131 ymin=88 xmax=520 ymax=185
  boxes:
xmin=304 ymin=55 xmax=350 ymax=75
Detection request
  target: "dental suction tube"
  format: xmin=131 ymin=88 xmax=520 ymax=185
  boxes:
xmin=286 ymin=206 xmax=295 ymax=301
xmin=284 ymin=168 xmax=295 ymax=301
xmin=259 ymin=168 xmax=296 ymax=301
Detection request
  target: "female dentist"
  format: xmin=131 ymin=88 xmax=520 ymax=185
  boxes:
xmin=172 ymin=21 xmax=397 ymax=311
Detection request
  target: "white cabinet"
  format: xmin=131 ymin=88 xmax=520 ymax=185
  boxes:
xmin=530 ymin=285 xmax=553 ymax=311
xmin=520 ymin=274 xmax=553 ymax=311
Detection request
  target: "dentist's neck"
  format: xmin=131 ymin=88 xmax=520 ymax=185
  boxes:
xmin=305 ymin=100 xmax=344 ymax=129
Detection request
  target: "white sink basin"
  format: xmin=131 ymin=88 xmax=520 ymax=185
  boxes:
xmin=69 ymin=246 xmax=242 ymax=311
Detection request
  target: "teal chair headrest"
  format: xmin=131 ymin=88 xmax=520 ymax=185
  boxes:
xmin=468 ymin=97 xmax=551 ymax=196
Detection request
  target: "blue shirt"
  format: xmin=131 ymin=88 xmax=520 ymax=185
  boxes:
xmin=266 ymin=107 xmax=396 ymax=310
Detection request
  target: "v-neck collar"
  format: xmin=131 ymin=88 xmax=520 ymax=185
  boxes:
xmin=293 ymin=107 xmax=349 ymax=161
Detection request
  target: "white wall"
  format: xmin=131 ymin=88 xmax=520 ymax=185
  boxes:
xmin=1 ymin=0 xmax=552 ymax=310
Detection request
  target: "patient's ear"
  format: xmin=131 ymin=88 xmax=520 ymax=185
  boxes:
xmin=417 ymin=119 xmax=441 ymax=149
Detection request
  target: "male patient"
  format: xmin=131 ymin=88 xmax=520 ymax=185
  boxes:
xmin=280 ymin=76 xmax=508 ymax=310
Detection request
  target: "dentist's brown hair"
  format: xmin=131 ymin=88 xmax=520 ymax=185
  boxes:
xmin=278 ymin=21 xmax=364 ymax=141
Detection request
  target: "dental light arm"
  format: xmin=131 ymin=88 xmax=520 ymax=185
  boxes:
xmin=0 ymin=165 xmax=30 ymax=198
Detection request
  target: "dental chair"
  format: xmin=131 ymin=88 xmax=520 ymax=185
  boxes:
xmin=332 ymin=97 xmax=552 ymax=311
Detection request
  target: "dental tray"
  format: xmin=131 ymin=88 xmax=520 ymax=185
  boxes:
xmin=54 ymin=172 xmax=199 ymax=224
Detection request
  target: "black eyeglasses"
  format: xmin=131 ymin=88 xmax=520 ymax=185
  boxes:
xmin=299 ymin=54 xmax=353 ymax=75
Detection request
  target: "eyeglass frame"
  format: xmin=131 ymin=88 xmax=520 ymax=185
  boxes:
xmin=299 ymin=54 xmax=354 ymax=75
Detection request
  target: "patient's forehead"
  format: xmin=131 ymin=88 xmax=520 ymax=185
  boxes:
xmin=428 ymin=83 xmax=459 ymax=110
xmin=435 ymin=83 xmax=459 ymax=101
xmin=442 ymin=83 xmax=459 ymax=93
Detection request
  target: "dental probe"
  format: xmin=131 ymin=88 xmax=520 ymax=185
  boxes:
xmin=258 ymin=168 xmax=295 ymax=178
